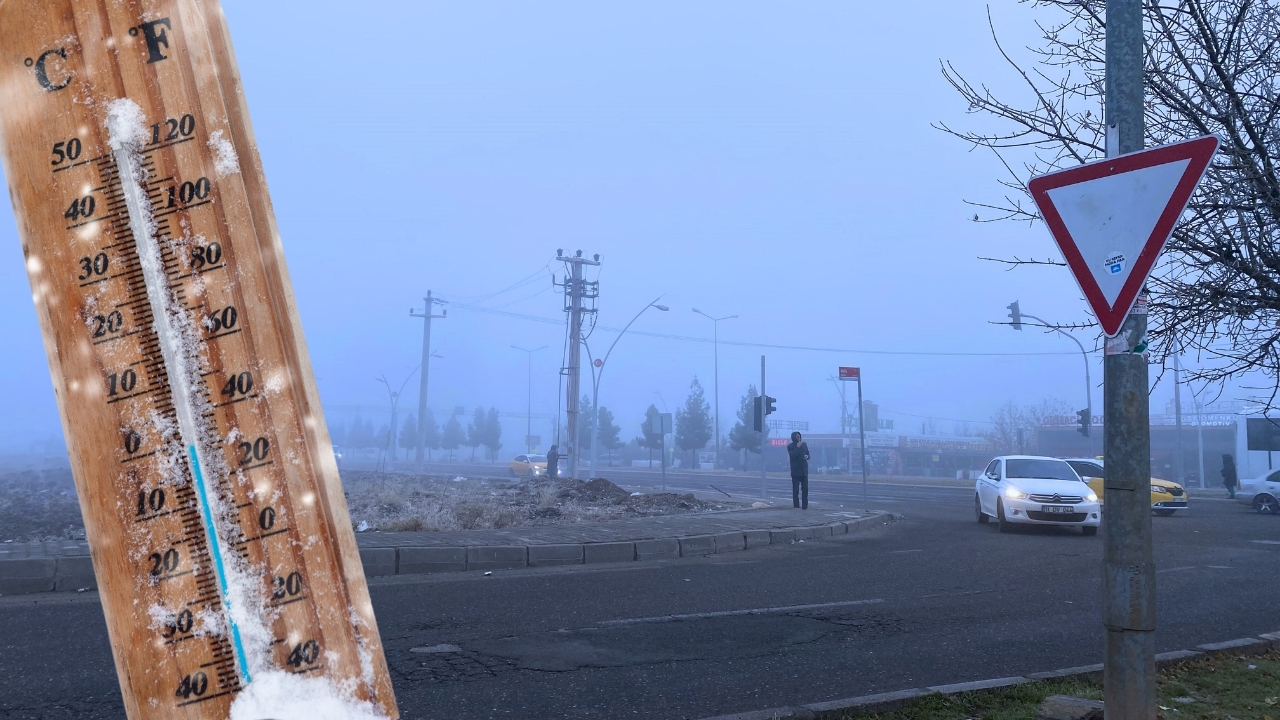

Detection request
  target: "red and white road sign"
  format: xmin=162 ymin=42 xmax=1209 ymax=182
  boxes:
xmin=838 ymin=366 xmax=860 ymax=381
xmin=1028 ymin=135 xmax=1219 ymax=336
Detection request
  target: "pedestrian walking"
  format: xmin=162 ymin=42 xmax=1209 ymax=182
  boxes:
xmin=1221 ymin=454 xmax=1237 ymax=499
xmin=787 ymin=431 xmax=810 ymax=509
xmin=546 ymin=445 xmax=559 ymax=480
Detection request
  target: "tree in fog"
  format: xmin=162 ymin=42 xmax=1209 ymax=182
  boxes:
xmin=635 ymin=404 xmax=663 ymax=468
xmin=329 ymin=420 xmax=347 ymax=447
xmin=728 ymin=384 xmax=761 ymax=468
xmin=939 ymin=0 xmax=1280 ymax=399
xmin=441 ymin=413 xmax=464 ymax=460
xmin=675 ymin=377 xmax=713 ymax=469
xmin=421 ymin=408 xmax=439 ymax=461
xmin=983 ymin=398 xmax=1073 ymax=455
xmin=483 ymin=407 xmax=502 ymax=462
xmin=466 ymin=407 xmax=486 ymax=462
xmin=349 ymin=415 xmax=374 ymax=450
xmin=597 ymin=406 xmax=621 ymax=467
xmin=398 ymin=414 xmax=417 ymax=455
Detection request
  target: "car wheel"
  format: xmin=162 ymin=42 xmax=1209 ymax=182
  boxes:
xmin=1082 ymin=525 xmax=1098 ymax=536
xmin=1255 ymin=494 xmax=1280 ymax=515
xmin=976 ymin=494 xmax=989 ymax=524
xmin=997 ymin=499 xmax=1012 ymax=534
xmin=1153 ymin=509 xmax=1176 ymax=517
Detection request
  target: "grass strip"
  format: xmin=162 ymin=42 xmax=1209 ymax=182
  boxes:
xmin=839 ymin=649 xmax=1280 ymax=720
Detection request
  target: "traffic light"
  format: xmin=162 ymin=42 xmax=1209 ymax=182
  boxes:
xmin=1007 ymin=300 xmax=1022 ymax=330
xmin=1077 ymin=408 xmax=1090 ymax=437
xmin=753 ymin=396 xmax=778 ymax=432
xmin=753 ymin=397 xmax=763 ymax=432
xmin=765 ymin=396 xmax=777 ymax=416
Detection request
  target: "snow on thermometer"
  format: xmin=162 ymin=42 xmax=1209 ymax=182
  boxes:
xmin=0 ymin=2 xmax=398 ymax=718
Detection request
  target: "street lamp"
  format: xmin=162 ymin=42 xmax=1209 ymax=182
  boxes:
xmin=584 ymin=297 xmax=669 ymax=478
xmin=376 ymin=366 xmax=420 ymax=470
xmin=693 ymin=309 xmax=737 ymax=469
xmin=511 ymin=345 xmax=548 ymax=453
xmin=1005 ymin=301 xmax=1094 ymax=455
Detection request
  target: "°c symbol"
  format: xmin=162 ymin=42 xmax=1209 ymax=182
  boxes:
xmin=129 ymin=27 xmax=139 ymax=37
xmin=24 ymin=58 xmax=33 ymax=67
xmin=33 ymin=48 xmax=72 ymax=92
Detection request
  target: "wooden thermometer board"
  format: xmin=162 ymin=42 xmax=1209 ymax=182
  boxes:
xmin=0 ymin=1 xmax=399 ymax=718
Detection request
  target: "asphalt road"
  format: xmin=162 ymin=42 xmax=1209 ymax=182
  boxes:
xmin=2 ymin=478 xmax=1278 ymax=719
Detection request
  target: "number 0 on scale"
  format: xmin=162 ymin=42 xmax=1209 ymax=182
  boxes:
xmin=0 ymin=1 xmax=398 ymax=718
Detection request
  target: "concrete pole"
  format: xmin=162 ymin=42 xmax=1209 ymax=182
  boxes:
xmin=1195 ymin=396 xmax=1206 ymax=489
xmin=411 ymin=292 xmax=445 ymax=470
xmin=713 ymin=321 xmax=720 ymax=469
xmin=1173 ymin=341 xmax=1186 ymax=484
xmin=760 ymin=355 xmax=768 ymax=500
xmin=565 ymin=260 xmax=584 ymax=480
xmin=1103 ymin=1 xmax=1157 ymax=716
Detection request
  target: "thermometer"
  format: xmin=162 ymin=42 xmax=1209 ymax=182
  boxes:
xmin=0 ymin=1 xmax=398 ymax=718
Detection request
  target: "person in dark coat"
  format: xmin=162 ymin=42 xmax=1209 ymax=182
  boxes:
xmin=1221 ymin=454 xmax=1238 ymax=498
xmin=546 ymin=445 xmax=559 ymax=479
xmin=787 ymin=432 xmax=811 ymax=509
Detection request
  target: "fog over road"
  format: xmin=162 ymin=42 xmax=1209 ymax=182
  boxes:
xmin=1 ymin=480 xmax=1276 ymax=719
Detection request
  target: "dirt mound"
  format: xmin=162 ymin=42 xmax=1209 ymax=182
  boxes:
xmin=342 ymin=472 xmax=733 ymax=533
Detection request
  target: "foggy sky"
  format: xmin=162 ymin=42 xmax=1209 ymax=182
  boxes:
xmin=0 ymin=1 xmax=1229 ymax=453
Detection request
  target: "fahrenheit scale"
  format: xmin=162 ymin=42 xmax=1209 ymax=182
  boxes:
xmin=0 ymin=1 xmax=398 ymax=718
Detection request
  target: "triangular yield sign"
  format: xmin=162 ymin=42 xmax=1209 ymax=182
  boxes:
xmin=1028 ymin=135 xmax=1219 ymax=336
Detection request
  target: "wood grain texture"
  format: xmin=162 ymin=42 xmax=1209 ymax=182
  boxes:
xmin=0 ymin=1 xmax=398 ymax=717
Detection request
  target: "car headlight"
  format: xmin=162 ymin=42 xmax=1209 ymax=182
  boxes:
xmin=1086 ymin=491 xmax=1098 ymax=502
xmin=1151 ymin=485 xmax=1168 ymax=494
xmin=1004 ymin=486 xmax=1028 ymax=499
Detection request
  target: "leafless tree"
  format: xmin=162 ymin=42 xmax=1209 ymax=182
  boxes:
xmin=938 ymin=0 xmax=1280 ymax=405
xmin=984 ymin=398 xmax=1074 ymax=454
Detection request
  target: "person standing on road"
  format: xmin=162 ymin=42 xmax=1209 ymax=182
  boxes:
xmin=546 ymin=445 xmax=559 ymax=480
xmin=1221 ymin=454 xmax=1237 ymax=499
xmin=787 ymin=431 xmax=810 ymax=510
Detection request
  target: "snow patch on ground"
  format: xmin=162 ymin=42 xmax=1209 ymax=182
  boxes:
xmin=228 ymin=671 xmax=387 ymax=720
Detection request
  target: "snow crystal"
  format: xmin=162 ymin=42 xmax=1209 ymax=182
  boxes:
xmin=208 ymin=129 xmax=240 ymax=177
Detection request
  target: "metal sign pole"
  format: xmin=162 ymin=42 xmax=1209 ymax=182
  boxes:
xmin=760 ymin=356 xmax=768 ymax=500
xmin=857 ymin=375 xmax=868 ymax=503
xmin=1102 ymin=0 xmax=1157 ymax=715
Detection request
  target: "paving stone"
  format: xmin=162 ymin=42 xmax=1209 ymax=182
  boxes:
xmin=527 ymin=544 xmax=584 ymax=567
xmin=0 ymin=558 xmax=56 ymax=595
xmin=1035 ymin=694 xmax=1103 ymax=720
xmin=927 ymin=676 xmax=1029 ymax=693
xmin=398 ymin=547 xmax=466 ymax=574
xmin=1026 ymin=664 xmax=1104 ymax=681
xmin=770 ymin=529 xmax=796 ymax=544
xmin=53 ymin=555 xmax=97 ymax=591
xmin=809 ymin=525 xmax=833 ymax=538
xmin=1155 ymin=649 xmax=1204 ymax=667
xmin=634 ymin=538 xmax=679 ymax=560
xmin=713 ymin=532 xmax=745 ymax=553
xmin=679 ymin=535 xmax=716 ymax=557
xmin=583 ymin=542 xmax=634 ymax=564
xmin=743 ymin=530 xmax=772 ymax=549
xmin=466 ymin=546 xmax=527 ymax=572
xmin=358 ymin=547 xmax=397 ymax=577
xmin=1196 ymin=637 xmax=1271 ymax=655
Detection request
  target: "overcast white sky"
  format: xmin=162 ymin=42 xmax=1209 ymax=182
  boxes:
xmin=0 ymin=1 xmax=1231 ymax=452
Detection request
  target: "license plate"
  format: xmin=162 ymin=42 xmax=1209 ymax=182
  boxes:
xmin=1041 ymin=505 xmax=1073 ymax=514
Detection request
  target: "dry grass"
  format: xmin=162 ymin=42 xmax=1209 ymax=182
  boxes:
xmin=342 ymin=472 xmax=732 ymax=533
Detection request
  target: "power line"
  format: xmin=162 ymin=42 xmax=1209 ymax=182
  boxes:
xmin=444 ymin=301 xmax=1089 ymax=358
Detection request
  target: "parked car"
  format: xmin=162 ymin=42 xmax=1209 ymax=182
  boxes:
xmin=1063 ymin=458 xmax=1188 ymax=516
xmin=1236 ymin=469 xmax=1280 ymax=514
xmin=509 ymin=454 xmax=549 ymax=478
xmin=976 ymin=455 xmax=1101 ymax=535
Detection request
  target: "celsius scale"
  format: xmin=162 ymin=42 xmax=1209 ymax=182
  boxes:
xmin=0 ymin=1 xmax=399 ymax=718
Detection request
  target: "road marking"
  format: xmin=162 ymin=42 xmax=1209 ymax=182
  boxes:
xmin=598 ymin=598 xmax=884 ymax=626
xmin=410 ymin=644 xmax=462 ymax=654
xmin=1157 ymin=566 xmax=1197 ymax=574
xmin=1251 ymin=540 xmax=1280 ymax=545
xmin=889 ymin=549 xmax=923 ymax=554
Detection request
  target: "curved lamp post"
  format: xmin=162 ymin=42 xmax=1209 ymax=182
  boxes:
xmin=584 ymin=297 xmax=669 ymax=478
xmin=693 ymin=309 xmax=737 ymax=469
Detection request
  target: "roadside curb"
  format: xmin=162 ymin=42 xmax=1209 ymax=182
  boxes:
xmin=696 ymin=631 xmax=1280 ymax=720
xmin=0 ymin=512 xmax=899 ymax=596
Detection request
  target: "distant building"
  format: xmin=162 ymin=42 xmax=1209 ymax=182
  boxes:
xmin=1035 ymin=411 xmax=1238 ymax=485
xmin=762 ymin=431 xmax=993 ymax=478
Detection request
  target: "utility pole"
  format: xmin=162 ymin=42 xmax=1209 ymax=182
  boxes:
xmin=856 ymin=374 xmax=868 ymax=503
xmin=556 ymin=250 xmax=600 ymax=480
xmin=760 ymin=355 xmax=767 ymax=499
xmin=410 ymin=292 xmax=446 ymax=470
xmin=694 ymin=310 xmax=737 ymax=469
xmin=512 ymin=345 xmax=547 ymax=452
xmin=1173 ymin=339 xmax=1186 ymax=485
xmin=1103 ymin=0 xmax=1157 ymax=716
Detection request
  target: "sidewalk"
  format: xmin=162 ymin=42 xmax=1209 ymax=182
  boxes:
xmin=0 ymin=507 xmax=895 ymax=595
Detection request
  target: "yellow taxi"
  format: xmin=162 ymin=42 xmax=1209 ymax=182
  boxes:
xmin=509 ymin=454 xmax=549 ymax=478
xmin=1064 ymin=458 xmax=1188 ymax=516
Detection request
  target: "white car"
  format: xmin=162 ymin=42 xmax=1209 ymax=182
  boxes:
xmin=976 ymin=455 xmax=1102 ymax=535
xmin=1237 ymin=469 xmax=1280 ymax=514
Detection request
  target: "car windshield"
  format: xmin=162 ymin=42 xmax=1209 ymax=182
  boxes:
xmin=528 ymin=455 xmax=547 ymax=462
xmin=1006 ymin=459 xmax=1080 ymax=481
xmin=1066 ymin=461 xmax=1103 ymax=479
